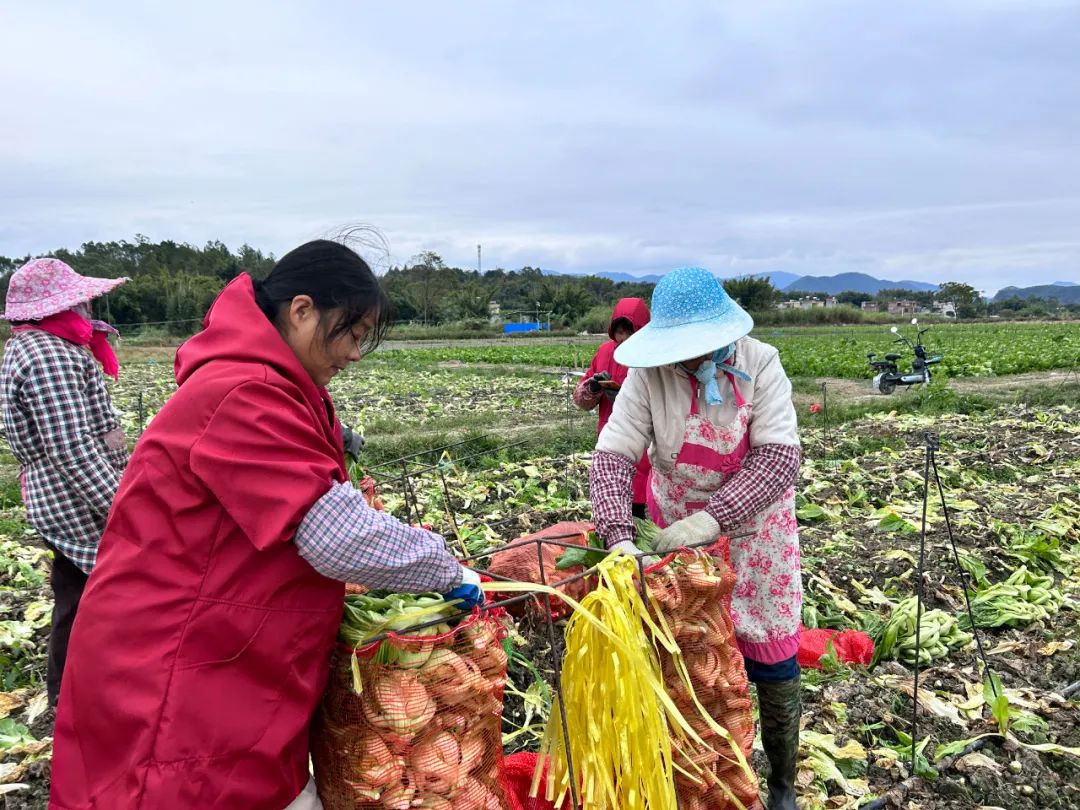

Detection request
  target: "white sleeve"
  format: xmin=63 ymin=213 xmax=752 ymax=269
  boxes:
xmin=748 ymin=350 xmax=800 ymax=448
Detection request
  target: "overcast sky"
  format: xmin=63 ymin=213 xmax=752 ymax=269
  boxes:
xmin=3 ymin=1 xmax=1079 ymax=293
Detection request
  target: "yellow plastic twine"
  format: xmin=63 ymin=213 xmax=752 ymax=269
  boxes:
xmin=482 ymin=552 xmax=754 ymax=810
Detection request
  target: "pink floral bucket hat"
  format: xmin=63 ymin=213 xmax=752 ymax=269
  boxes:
xmin=2 ymin=258 xmax=129 ymax=321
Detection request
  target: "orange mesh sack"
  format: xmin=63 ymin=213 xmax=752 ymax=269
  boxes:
xmin=357 ymin=476 xmax=385 ymax=511
xmin=486 ymin=522 xmax=594 ymax=618
xmin=647 ymin=552 xmax=762 ymax=810
xmin=312 ymin=610 xmax=513 ymax=810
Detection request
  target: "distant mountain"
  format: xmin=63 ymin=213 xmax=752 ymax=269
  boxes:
xmin=993 ymin=283 xmax=1080 ymax=304
xmin=783 ymin=273 xmax=938 ymax=295
xmin=724 ymin=271 xmax=802 ymax=289
xmin=594 ymin=271 xmax=664 ymax=284
xmin=542 ymin=269 xmax=663 ymax=284
xmin=1052 ymin=281 xmax=1078 ymax=287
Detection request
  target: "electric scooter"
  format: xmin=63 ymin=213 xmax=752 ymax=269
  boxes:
xmin=866 ymin=318 xmax=943 ymax=395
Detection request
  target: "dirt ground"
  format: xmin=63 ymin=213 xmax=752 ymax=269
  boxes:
xmin=791 ymin=368 xmax=1078 ymax=409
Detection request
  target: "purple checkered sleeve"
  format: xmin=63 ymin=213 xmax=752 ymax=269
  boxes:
xmin=589 ymin=449 xmax=637 ymax=548
xmin=295 ymin=482 xmax=465 ymax=593
xmin=705 ymin=443 xmax=801 ymax=530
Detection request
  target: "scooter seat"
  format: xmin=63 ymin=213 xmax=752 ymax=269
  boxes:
xmin=884 ymin=353 xmax=902 ymax=361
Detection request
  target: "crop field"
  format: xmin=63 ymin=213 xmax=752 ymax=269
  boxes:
xmin=369 ymin=322 xmax=1079 ymax=380
xmin=2 ymin=323 xmax=1079 ymax=809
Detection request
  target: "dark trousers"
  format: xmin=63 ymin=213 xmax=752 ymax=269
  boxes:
xmin=45 ymin=544 xmax=89 ymax=707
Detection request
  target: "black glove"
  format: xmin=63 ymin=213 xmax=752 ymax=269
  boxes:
xmin=342 ymin=425 xmax=365 ymax=459
xmin=587 ymin=371 xmax=611 ymax=394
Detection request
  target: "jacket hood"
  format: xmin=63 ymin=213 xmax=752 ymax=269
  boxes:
xmin=174 ymin=275 xmax=328 ymax=412
xmin=609 ymin=297 xmax=651 ymax=340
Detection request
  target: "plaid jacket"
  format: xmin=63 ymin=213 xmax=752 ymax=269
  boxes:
xmin=1 ymin=330 xmax=128 ymax=572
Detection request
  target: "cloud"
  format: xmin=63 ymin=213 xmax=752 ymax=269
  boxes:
xmin=2 ymin=1 xmax=1079 ymax=294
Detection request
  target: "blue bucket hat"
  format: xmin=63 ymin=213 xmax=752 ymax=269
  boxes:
xmin=613 ymin=267 xmax=754 ymax=368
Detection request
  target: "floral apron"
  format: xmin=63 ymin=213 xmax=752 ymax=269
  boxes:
xmin=647 ymin=370 xmax=801 ymax=665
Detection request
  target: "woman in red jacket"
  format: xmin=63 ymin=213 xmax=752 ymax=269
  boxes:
xmin=49 ymin=240 xmax=482 ymax=810
xmin=573 ymin=297 xmax=652 ymax=516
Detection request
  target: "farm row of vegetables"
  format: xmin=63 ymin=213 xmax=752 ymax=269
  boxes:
xmin=108 ymin=361 xmax=574 ymax=438
xmin=101 ymin=322 xmax=1079 ymax=450
xmin=367 ymin=321 xmax=1079 ymax=379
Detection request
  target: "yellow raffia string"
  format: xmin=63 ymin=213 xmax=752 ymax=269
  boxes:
xmin=480 ymin=553 xmax=754 ymax=810
xmin=350 ymin=647 xmax=364 ymax=695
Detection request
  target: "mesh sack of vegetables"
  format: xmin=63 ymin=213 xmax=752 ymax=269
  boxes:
xmin=485 ymin=522 xmax=595 ymax=619
xmin=647 ymin=551 xmax=761 ymax=810
xmin=312 ymin=592 xmax=514 ymax=810
xmin=503 ymin=753 xmax=566 ymax=810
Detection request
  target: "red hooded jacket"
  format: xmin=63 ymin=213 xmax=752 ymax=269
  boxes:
xmin=50 ymin=275 xmax=348 ymax=810
xmin=576 ymin=298 xmax=652 ymax=503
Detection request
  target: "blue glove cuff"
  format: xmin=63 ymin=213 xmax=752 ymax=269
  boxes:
xmin=443 ymin=583 xmax=485 ymax=610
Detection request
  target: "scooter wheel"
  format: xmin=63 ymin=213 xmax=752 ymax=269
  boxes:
xmin=879 ymin=378 xmax=896 ymax=395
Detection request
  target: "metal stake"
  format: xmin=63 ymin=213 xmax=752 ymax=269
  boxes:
xmin=909 ymin=430 xmax=1004 ymax=777
xmin=401 ymin=461 xmax=424 ymax=526
xmin=537 ymin=538 xmax=582 ymax=810
xmin=931 ymin=441 xmax=999 ymax=695
xmin=822 ymin=381 xmax=830 ymax=452
xmin=911 ymin=432 xmax=933 ymax=774
xmin=436 ymin=463 xmax=463 ymax=549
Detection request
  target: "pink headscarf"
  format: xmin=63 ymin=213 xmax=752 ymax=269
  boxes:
xmin=13 ymin=310 xmax=121 ymax=379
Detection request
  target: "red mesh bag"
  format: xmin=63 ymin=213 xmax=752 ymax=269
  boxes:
xmin=312 ymin=610 xmax=513 ymax=809
xmin=357 ymin=476 xmax=385 ymax=511
xmin=647 ymin=552 xmax=763 ymax=810
xmin=798 ymin=627 xmax=874 ymax=669
xmin=485 ymin=522 xmax=595 ymax=619
xmin=502 ymin=753 xmax=568 ymax=810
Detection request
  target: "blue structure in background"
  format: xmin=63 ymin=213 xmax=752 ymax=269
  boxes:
xmin=503 ymin=322 xmax=550 ymax=334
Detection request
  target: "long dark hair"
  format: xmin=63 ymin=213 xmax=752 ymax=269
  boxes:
xmin=254 ymin=239 xmax=394 ymax=354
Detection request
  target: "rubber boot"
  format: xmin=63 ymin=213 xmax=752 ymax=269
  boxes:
xmin=757 ymin=675 xmax=801 ymax=810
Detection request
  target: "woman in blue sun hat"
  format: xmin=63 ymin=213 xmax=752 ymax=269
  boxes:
xmin=589 ymin=266 xmax=802 ymax=810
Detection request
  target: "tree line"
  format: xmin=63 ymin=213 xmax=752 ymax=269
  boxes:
xmin=1 ymin=238 xmax=1075 ymax=335
xmin=0 ymin=240 xmax=656 ymax=334
xmin=0 ymin=238 xmax=276 ymax=334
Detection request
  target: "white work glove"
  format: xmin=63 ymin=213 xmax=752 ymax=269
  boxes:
xmin=460 ymin=566 xmax=482 ymax=588
xmin=652 ymin=511 xmax=721 ymax=553
xmin=609 ymin=539 xmax=659 ymax=567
